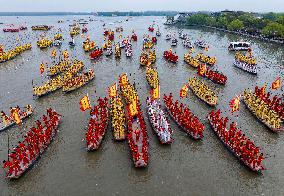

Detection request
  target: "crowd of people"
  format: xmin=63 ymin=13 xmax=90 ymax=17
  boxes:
xmin=235 ymin=51 xmax=257 ymax=65
xmin=146 ymin=67 xmax=159 ymax=89
xmin=33 ymin=75 xmax=63 ymax=97
xmin=234 ymin=60 xmax=257 ymax=74
xmin=148 ymin=50 xmax=156 ymax=63
xmin=85 ymin=98 xmax=109 ymax=150
xmin=83 ymin=39 xmax=96 ymax=52
xmin=127 ymin=102 xmax=149 ymax=167
xmin=63 ymin=70 xmax=94 ymax=92
xmin=198 ymin=67 xmax=227 ymax=85
xmin=254 ymin=86 xmax=284 ymax=119
xmin=209 ymin=109 xmax=265 ymax=171
xmin=125 ymin=42 xmax=133 ymax=57
xmin=0 ymin=44 xmax=32 ymax=63
xmin=110 ymin=96 xmax=126 ymax=140
xmin=164 ymin=94 xmax=204 ymax=139
xmin=147 ymin=98 xmax=172 ymax=144
xmin=163 ymin=48 xmax=178 ymax=63
xmin=184 ymin=53 xmax=199 ymax=68
xmin=188 ymin=77 xmax=218 ymax=106
xmin=2 ymin=108 xmax=60 ymax=178
xmin=120 ymin=80 xmax=138 ymax=104
xmin=1 ymin=105 xmax=33 ymax=128
xmin=37 ymin=38 xmax=53 ymax=48
xmin=196 ymin=53 xmax=217 ymax=66
xmin=244 ymin=89 xmax=283 ymax=131
xmin=48 ymin=60 xmax=71 ymax=76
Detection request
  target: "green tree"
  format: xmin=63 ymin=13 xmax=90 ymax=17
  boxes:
xmin=186 ymin=14 xmax=209 ymax=25
xmin=228 ymin=19 xmax=244 ymax=31
xmin=262 ymin=22 xmax=284 ymax=38
xmin=216 ymin=16 xmax=229 ymax=29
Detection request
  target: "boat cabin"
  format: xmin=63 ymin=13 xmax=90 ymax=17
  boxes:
xmin=228 ymin=42 xmax=251 ymax=51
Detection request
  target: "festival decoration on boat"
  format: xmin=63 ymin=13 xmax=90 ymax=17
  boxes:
xmin=163 ymin=49 xmax=178 ymax=63
xmin=271 ymin=77 xmax=281 ymax=90
xmin=37 ymin=38 xmax=53 ymax=49
xmin=0 ymin=44 xmax=31 ymax=63
xmin=83 ymin=38 xmax=96 ymax=52
xmin=146 ymin=67 xmax=159 ymax=89
xmin=90 ymin=48 xmax=103 ymax=59
xmin=33 ymin=76 xmax=63 ymax=97
xmin=234 ymin=50 xmax=257 ymax=74
xmin=197 ymin=64 xmax=227 ymax=85
xmin=184 ymin=53 xmax=199 ymax=68
xmin=54 ymin=34 xmax=62 ymax=40
xmin=229 ymin=95 xmax=241 ymax=114
xmin=196 ymin=53 xmax=216 ymax=66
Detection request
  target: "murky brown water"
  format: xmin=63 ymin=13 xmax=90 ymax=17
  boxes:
xmin=0 ymin=16 xmax=284 ymax=196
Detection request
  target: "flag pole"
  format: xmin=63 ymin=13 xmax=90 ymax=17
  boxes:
xmin=7 ymin=132 xmax=10 ymax=161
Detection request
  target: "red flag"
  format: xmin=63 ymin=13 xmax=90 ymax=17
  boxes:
xmin=272 ymin=77 xmax=281 ymax=90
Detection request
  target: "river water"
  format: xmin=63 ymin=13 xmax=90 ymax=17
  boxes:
xmin=0 ymin=16 xmax=283 ymax=196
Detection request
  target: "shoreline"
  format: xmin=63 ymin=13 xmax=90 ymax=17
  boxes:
xmin=174 ymin=23 xmax=284 ymax=45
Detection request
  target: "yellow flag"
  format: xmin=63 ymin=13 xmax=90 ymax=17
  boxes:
xmin=108 ymin=83 xmax=118 ymax=98
xmin=151 ymin=85 xmax=160 ymax=100
xmin=119 ymin=73 xmax=128 ymax=86
xmin=51 ymin=49 xmax=57 ymax=58
xmin=128 ymin=101 xmax=138 ymax=117
xmin=180 ymin=83 xmax=189 ymax=98
xmin=63 ymin=50 xmax=69 ymax=59
xmin=79 ymin=95 xmax=91 ymax=111
xmin=272 ymin=77 xmax=281 ymax=90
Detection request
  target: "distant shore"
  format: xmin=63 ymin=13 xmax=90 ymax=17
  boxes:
xmin=173 ymin=23 xmax=284 ymax=45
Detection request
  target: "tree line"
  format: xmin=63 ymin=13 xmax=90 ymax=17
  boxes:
xmin=186 ymin=12 xmax=284 ymax=40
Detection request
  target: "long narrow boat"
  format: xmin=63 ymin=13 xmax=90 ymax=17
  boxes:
xmin=208 ymin=110 xmax=266 ymax=172
xmin=47 ymin=60 xmax=71 ymax=77
xmin=33 ymin=76 xmax=63 ymax=97
xmin=184 ymin=53 xmax=199 ymax=68
xmin=109 ymin=95 xmax=126 ymax=141
xmin=243 ymin=90 xmax=283 ymax=132
xmin=63 ymin=60 xmax=84 ymax=80
xmin=4 ymin=109 xmax=61 ymax=179
xmin=63 ymin=70 xmax=94 ymax=93
xmin=188 ymin=77 xmax=218 ymax=106
xmin=164 ymin=95 xmax=204 ymax=140
xmin=126 ymin=102 xmax=149 ymax=167
xmin=146 ymin=98 xmax=173 ymax=144
xmin=119 ymin=74 xmax=149 ymax=167
xmin=85 ymin=98 xmax=109 ymax=150
xmin=198 ymin=68 xmax=227 ymax=85
xmin=234 ymin=61 xmax=257 ymax=74
xmin=196 ymin=53 xmax=216 ymax=66
xmin=146 ymin=67 xmax=159 ymax=89
xmin=0 ymin=105 xmax=33 ymax=132
xmin=163 ymin=50 xmax=178 ymax=63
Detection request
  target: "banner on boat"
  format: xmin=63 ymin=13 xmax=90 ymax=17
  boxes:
xmin=108 ymin=83 xmax=118 ymax=98
xmin=180 ymin=83 xmax=189 ymax=98
xmin=128 ymin=100 xmax=138 ymax=117
xmin=198 ymin=64 xmax=207 ymax=76
xmin=79 ymin=95 xmax=91 ymax=111
xmin=11 ymin=108 xmax=22 ymax=125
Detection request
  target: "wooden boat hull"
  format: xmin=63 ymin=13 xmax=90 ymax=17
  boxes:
xmin=7 ymin=114 xmax=61 ymax=179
